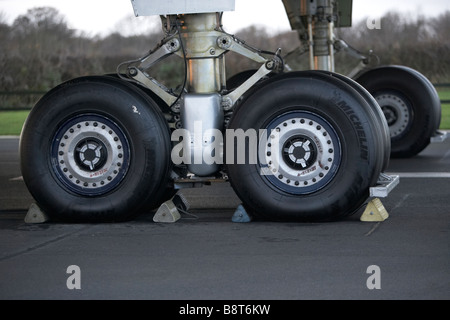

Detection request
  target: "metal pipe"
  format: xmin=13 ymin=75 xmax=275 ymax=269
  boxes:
xmin=188 ymin=59 xmax=221 ymax=93
xmin=328 ymin=20 xmax=335 ymax=72
xmin=179 ymin=13 xmax=225 ymax=93
xmin=177 ymin=13 xmax=225 ymax=175
xmin=307 ymin=17 xmax=315 ymax=70
xmin=313 ymin=19 xmax=331 ymax=70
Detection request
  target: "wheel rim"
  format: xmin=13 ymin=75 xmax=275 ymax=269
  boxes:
xmin=51 ymin=114 xmax=130 ymax=196
xmin=374 ymin=91 xmax=413 ymax=140
xmin=260 ymin=111 xmax=341 ymax=195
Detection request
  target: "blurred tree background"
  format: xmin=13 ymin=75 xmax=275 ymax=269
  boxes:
xmin=0 ymin=6 xmax=449 ymax=93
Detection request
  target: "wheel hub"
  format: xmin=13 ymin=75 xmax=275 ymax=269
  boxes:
xmin=282 ymin=136 xmax=317 ymax=170
xmin=52 ymin=115 xmax=130 ymax=196
xmin=382 ymin=106 xmax=398 ymax=126
xmin=261 ymin=111 xmax=341 ymax=195
xmin=75 ymin=139 xmax=107 ymax=171
xmin=375 ymin=92 xmax=413 ymax=139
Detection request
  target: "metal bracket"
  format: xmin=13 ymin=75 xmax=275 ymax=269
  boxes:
xmin=223 ymin=62 xmax=272 ymax=106
xmin=370 ymin=173 xmax=400 ymax=198
xmin=218 ymin=35 xmax=267 ymax=64
xmin=131 ymin=68 xmax=178 ymax=106
xmin=173 ymin=176 xmax=227 ymax=189
xmin=139 ymin=37 xmax=180 ymax=69
xmin=127 ymin=26 xmax=273 ymax=108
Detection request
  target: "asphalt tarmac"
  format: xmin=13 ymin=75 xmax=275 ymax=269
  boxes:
xmin=0 ymin=136 xmax=449 ymax=300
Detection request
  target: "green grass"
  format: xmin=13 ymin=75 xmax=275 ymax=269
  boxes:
xmin=0 ymin=110 xmax=29 ymax=136
xmin=0 ymin=88 xmax=449 ymax=136
xmin=441 ymin=105 xmax=450 ymax=129
xmin=437 ymin=87 xmax=450 ymax=130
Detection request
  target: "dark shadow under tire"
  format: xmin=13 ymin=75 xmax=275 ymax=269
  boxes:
xmin=20 ymin=76 xmax=172 ymax=222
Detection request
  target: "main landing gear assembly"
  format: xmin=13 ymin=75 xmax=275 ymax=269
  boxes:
xmin=20 ymin=0 xmax=401 ymax=223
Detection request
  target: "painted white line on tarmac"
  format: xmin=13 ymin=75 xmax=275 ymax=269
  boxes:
xmin=387 ymin=172 xmax=450 ymax=178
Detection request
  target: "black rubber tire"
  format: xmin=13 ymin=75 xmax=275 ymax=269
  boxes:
xmin=20 ymin=76 xmax=172 ymax=222
xmin=316 ymin=71 xmax=391 ymax=172
xmin=395 ymin=66 xmax=442 ymax=132
xmin=227 ymin=71 xmax=385 ymax=221
xmin=104 ymin=73 xmax=176 ymax=208
xmin=355 ymin=65 xmax=441 ymax=158
xmin=227 ymin=69 xmax=260 ymax=91
xmin=228 ymin=70 xmax=390 ymax=171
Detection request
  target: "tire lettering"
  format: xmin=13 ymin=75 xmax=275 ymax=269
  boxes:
xmin=337 ymin=100 xmax=369 ymax=160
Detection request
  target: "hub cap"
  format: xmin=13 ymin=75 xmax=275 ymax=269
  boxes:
xmin=51 ymin=114 xmax=130 ymax=196
xmin=282 ymin=136 xmax=317 ymax=170
xmin=375 ymin=91 xmax=413 ymax=139
xmin=260 ymin=111 xmax=341 ymax=195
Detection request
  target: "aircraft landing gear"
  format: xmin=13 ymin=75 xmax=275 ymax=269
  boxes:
xmin=19 ymin=1 xmax=395 ymax=222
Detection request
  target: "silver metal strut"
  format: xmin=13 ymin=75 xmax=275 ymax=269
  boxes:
xmin=124 ymin=1 xmax=283 ymax=177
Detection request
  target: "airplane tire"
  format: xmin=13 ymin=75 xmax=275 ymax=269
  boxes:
xmin=104 ymin=73 xmax=177 ymax=209
xmin=355 ymin=65 xmax=441 ymax=158
xmin=316 ymin=71 xmax=391 ymax=171
xmin=227 ymin=69 xmax=260 ymax=91
xmin=227 ymin=71 xmax=385 ymax=221
xmin=20 ymin=76 xmax=172 ymax=222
